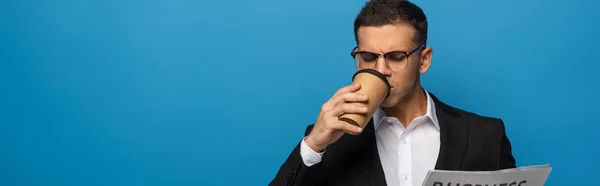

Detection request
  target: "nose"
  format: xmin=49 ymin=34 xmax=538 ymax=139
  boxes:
xmin=374 ymin=56 xmax=392 ymax=77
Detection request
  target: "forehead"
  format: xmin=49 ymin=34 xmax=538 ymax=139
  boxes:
xmin=356 ymin=23 xmax=416 ymax=52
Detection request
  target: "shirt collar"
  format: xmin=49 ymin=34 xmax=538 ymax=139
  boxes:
xmin=373 ymin=90 xmax=440 ymax=130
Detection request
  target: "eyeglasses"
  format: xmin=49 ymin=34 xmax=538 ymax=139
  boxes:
xmin=351 ymin=44 xmax=425 ymax=70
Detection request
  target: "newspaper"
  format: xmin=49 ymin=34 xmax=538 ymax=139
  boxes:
xmin=422 ymin=164 xmax=552 ymax=186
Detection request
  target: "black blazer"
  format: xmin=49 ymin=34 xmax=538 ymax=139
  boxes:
xmin=270 ymin=94 xmax=516 ymax=186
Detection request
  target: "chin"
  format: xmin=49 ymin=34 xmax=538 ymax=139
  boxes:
xmin=379 ymin=88 xmax=411 ymax=108
xmin=380 ymin=96 xmax=401 ymax=108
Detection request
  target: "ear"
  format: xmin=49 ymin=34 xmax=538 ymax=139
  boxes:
xmin=419 ymin=46 xmax=433 ymax=74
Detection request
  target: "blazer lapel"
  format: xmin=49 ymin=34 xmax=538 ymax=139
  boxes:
xmin=431 ymin=94 xmax=469 ymax=171
xmin=360 ymin=119 xmax=387 ymax=186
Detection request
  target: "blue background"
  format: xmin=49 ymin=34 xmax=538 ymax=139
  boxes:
xmin=1 ymin=0 xmax=598 ymax=185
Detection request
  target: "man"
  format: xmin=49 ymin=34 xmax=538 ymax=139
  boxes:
xmin=270 ymin=0 xmax=516 ymax=185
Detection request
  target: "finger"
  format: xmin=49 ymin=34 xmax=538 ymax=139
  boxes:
xmin=326 ymin=103 xmax=368 ymax=117
xmin=332 ymin=83 xmax=361 ymax=97
xmin=329 ymin=92 xmax=369 ymax=107
xmin=336 ymin=120 xmax=363 ymax=134
xmin=321 ymin=83 xmax=368 ymax=111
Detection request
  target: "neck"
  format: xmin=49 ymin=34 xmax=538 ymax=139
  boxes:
xmin=382 ymin=84 xmax=428 ymax=128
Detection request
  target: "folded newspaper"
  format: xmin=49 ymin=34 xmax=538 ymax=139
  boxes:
xmin=422 ymin=164 xmax=552 ymax=186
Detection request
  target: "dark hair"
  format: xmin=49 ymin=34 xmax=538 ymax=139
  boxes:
xmin=353 ymin=0 xmax=428 ymax=46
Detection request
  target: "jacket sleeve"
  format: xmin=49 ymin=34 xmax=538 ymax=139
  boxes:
xmin=496 ymin=119 xmax=517 ymax=169
xmin=269 ymin=125 xmax=326 ymax=186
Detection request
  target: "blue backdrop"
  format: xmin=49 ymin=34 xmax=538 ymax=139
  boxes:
xmin=1 ymin=0 xmax=598 ymax=185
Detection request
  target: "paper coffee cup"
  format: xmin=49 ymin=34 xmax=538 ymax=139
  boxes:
xmin=339 ymin=69 xmax=390 ymax=133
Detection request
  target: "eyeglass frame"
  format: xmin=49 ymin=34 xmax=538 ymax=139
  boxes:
xmin=350 ymin=44 xmax=426 ymax=70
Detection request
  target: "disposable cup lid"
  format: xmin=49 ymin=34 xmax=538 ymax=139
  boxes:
xmin=351 ymin=69 xmax=391 ymax=98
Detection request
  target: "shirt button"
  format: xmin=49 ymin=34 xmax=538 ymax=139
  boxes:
xmin=401 ymin=139 xmax=407 ymax=144
xmin=402 ymin=173 xmax=408 ymax=180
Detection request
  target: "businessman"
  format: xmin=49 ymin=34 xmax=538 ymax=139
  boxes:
xmin=270 ymin=0 xmax=516 ymax=186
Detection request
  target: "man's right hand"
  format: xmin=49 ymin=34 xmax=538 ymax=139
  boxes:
xmin=304 ymin=83 xmax=369 ymax=152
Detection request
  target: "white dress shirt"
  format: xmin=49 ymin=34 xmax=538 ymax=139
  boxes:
xmin=300 ymin=91 xmax=440 ymax=186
